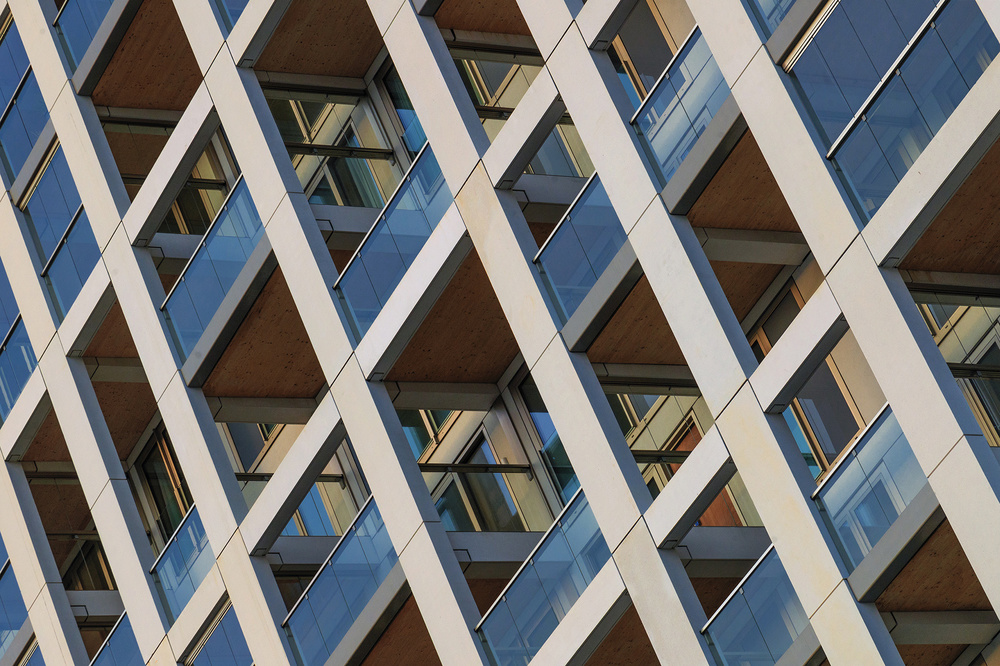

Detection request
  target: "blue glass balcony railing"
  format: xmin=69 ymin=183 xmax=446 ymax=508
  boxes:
xmin=192 ymin=606 xmax=252 ymax=665
xmin=476 ymin=490 xmax=611 ymax=665
xmin=283 ymin=498 xmax=397 ymax=666
xmin=0 ymin=71 xmax=47 ymax=181
xmin=334 ymin=144 xmax=452 ymax=341
xmin=0 ymin=317 xmax=36 ymax=422
xmin=43 ymin=210 xmax=100 ymax=319
xmin=632 ymin=28 xmax=730 ymax=188
xmin=53 ymin=0 xmax=114 ymax=71
xmin=0 ymin=557 xmax=27 ymax=661
xmin=828 ymin=0 xmax=998 ymax=221
xmin=703 ymin=547 xmax=808 ymax=666
xmin=90 ymin=613 xmax=141 ymax=666
xmin=162 ymin=178 xmax=264 ymax=359
xmin=535 ymin=176 xmax=626 ymax=323
xmin=150 ymin=506 xmax=215 ymax=623
xmin=813 ymin=406 xmax=926 ymax=571
xmin=748 ymin=0 xmax=797 ymax=36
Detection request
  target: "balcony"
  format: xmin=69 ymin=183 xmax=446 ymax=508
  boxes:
xmin=334 ymin=145 xmax=452 ymax=341
xmin=535 ymin=176 xmax=626 ymax=323
xmin=90 ymin=613 xmax=141 ymax=666
xmin=476 ymin=490 xmax=610 ymax=665
xmin=161 ymin=178 xmax=264 ymax=358
xmin=283 ymin=498 xmax=397 ymax=666
xmin=150 ymin=506 xmax=215 ymax=623
xmin=53 ymin=0 xmax=113 ymax=71
xmin=0 ymin=317 xmax=36 ymax=422
xmin=813 ymin=406 xmax=926 ymax=570
xmin=43 ymin=209 xmax=101 ymax=318
xmin=806 ymin=0 xmax=998 ymax=220
xmin=702 ymin=547 xmax=808 ymax=666
xmin=631 ymin=28 xmax=729 ymax=188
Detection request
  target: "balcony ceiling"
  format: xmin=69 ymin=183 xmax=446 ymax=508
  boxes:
xmin=687 ymin=132 xmax=799 ymax=234
xmin=587 ymin=262 xmax=783 ymax=365
xmin=91 ymin=0 xmax=201 ymax=111
xmin=899 ymin=135 xmax=1000 ymax=275
xmin=385 ymin=251 xmax=520 ymax=384
xmin=256 ymin=0 xmax=383 ymax=78
xmin=203 ymin=267 xmax=325 ymax=399
xmin=876 ymin=520 xmax=990 ymax=613
xmin=434 ymin=0 xmax=531 ymax=36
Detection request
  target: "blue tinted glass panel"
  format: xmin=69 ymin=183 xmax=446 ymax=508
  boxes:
xmin=192 ymin=606 xmax=253 ymax=666
xmin=46 ymin=210 xmax=100 ymax=319
xmin=151 ymin=508 xmax=216 ymax=623
xmin=0 ymin=73 xmax=48 ymax=181
xmin=91 ymin=614 xmax=142 ymax=666
xmin=0 ymin=564 xmax=27 ymax=660
xmin=163 ymin=180 xmax=264 ymax=359
xmin=54 ymin=0 xmax=114 ymax=70
xmin=334 ymin=147 xmax=453 ymax=341
xmin=0 ymin=318 xmax=37 ymax=422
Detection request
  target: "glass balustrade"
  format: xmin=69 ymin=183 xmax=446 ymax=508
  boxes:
xmin=54 ymin=0 xmax=114 ymax=70
xmin=0 ymin=550 xmax=26 ymax=661
xmin=334 ymin=145 xmax=452 ymax=341
xmin=192 ymin=606 xmax=252 ymax=665
xmin=0 ymin=71 xmax=46 ymax=180
xmin=150 ymin=507 xmax=215 ymax=623
xmin=44 ymin=210 xmax=100 ymax=318
xmin=632 ymin=29 xmax=729 ymax=187
xmin=162 ymin=179 xmax=264 ymax=359
xmin=90 ymin=614 xmax=141 ymax=666
xmin=535 ymin=176 xmax=626 ymax=322
xmin=813 ymin=407 xmax=926 ymax=570
xmin=828 ymin=0 xmax=997 ymax=220
xmin=477 ymin=491 xmax=610 ymax=665
xmin=748 ymin=0 xmax=797 ymax=36
xmin=0 ymin=317 xmax=36 ymax=422
xmin=703 ymin=547 xmax=808 ymax=666
xmin=283 ymin=499 xmax=397 ymax=666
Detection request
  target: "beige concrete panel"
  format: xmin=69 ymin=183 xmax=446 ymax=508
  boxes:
xmin=29 ymin=584 xmax=91 ymax=666
xmin=381 ymin=3 xmax=490 ymax=191
xmin=168 ymin=0 xmax=226 ymax=75
xmin=0 ymin=205 xmax=57 ymax=353
xmin=454 ymin=165 xmax=560 ymax=368
xmin=512 ymin=0 xmax=578 ymax=60
xmin=546 ymin=25 xmax=659 ymax=227
xmin=810 ymin=580 xmax=904 ymax=665
xmin=613 ymin=520 xmax=714 ymax=664
xmin=217 ymin=534 xmax=294 ymax=666
xmin=396 ymin=522 xmax=489 ymax=665
xmin=156 ymin=374 xmax=245 ymax=550
xmin=164 ymin=564 xmax=226 ymax=659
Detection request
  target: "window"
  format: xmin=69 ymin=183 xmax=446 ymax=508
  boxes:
xmin=381 ymin=65 xmax=426 ymax=155
xmin=155 ymin=130 xmax=239 ymax=236
xmin=750 ymin=286 xmax=885 ymax=478
xmin=0 ymin=18 xmax=47 ymax=181
xmin=21 ymin=146 xmax=100 ymax=319
xmin=519 ymin=376 xmax=578 ymax=504
xmin=397 ymin=409 xmax=455 ymax=460
xmin=263 ymin=89 xmax=399 ymax=208
xmin=132 ymin=425 xmax=193 ymax=550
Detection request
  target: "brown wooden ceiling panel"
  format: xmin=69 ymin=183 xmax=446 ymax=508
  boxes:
xmin=24 ymin=410 xmax=69 ymax=462
xmin=584 ymin=605 xmax=658 ymax=666
xmin=588 ymin=261 xmax=782 ymax=365
xmin=360 ymin=596 xmax=441 ymax=666
xmin=900 ymin=136 xmax=1000 ymax=274
xmin=687 ymin=132 xmax=799 ymax=233
xmin=30 ymin=481 xmax=92 ymax=567
xmin=385 ymin=252 xmax=520 ymax=384
xmin=93 ymin=381 xmax=157 ymax=461
xmin=434 ymin=0 xmax=531 ymax=36
xmin=876 ymin=520 xmax=990 ymax=612
xmin=692 ymin=576 xmax=744 ymax=619
xmin=898 ymin=645 xmax=969 ymax=665
xmin=255 ymin=0 xmax=383 ymax=78
xmin=104 ymin=128 xmax=170 ymax=179
xmin=84 ymin=301 xmax=139 ymax=358
xmin=203 ymin=268 xmax=325 ymax=399
xmin=91 ymin=0 xmax=201 ymax=111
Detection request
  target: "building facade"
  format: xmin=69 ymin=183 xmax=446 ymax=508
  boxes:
xmin=0 ymin=0 xmax=994 ymax=663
